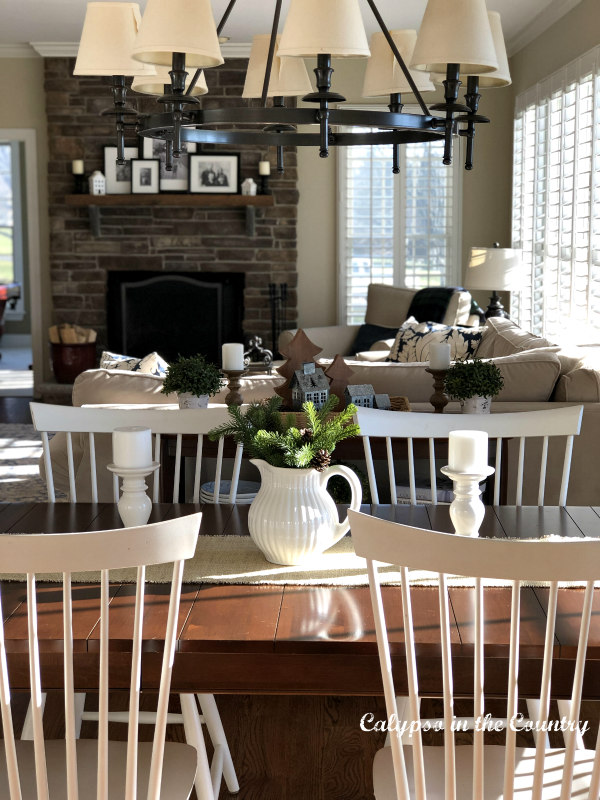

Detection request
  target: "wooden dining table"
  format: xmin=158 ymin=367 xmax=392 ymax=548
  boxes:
xmin=1 ymin=501 xmax=600 ymax=700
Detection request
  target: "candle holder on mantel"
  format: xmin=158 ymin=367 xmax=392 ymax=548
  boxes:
xmin=107 ymin=462 xmax=159 ymax=528
xmin=223 ymin=369 xmax=247 ymax=406
xmin=441 ymin=465 xmax=495 ymax=537
xmin=425 ymin=367 xmax=449 ymax=413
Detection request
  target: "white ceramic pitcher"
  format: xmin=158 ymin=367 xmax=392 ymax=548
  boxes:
xmin=248 ymin=458 xmax=362 ymax=566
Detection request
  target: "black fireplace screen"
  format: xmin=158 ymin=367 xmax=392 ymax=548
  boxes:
xmin=107 ymin=271 xmax=245 ymax=364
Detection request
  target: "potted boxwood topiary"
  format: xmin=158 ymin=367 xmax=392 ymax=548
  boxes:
xmin=444 ymin=358 xmax=504 ymax=413
xmin=161 ymin=353 xmax=224 ymax=408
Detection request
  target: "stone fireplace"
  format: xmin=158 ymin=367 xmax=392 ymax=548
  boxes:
xmin=45 ymin=57 xmax=298 ymax=364
xmin=106 ymin=270 xmax=244 ymax=364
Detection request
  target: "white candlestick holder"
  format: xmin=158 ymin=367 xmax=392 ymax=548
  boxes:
xmin=107 ymin=462 xmax=159 ymax=528
xmin=440 ymin=465 xmax=495 ymax=537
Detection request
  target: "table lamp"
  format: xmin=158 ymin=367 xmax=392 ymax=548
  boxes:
xmin=465 ymin=243 xmax=521 ymax=318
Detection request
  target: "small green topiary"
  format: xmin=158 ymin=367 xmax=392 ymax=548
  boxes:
xmin=444 ymin=358 xmax=504 ymax=401
xmin=161 ymin=353 xmax=224 ymax=398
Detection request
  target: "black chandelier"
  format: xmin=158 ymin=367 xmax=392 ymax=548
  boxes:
xmin=74 ymin=0 xmax=511 ymax=175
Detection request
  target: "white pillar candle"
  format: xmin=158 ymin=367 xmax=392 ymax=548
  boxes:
xmin=448 ymin=430 xmax=489 ymax=473
xmin=222 ymin=343 xmax=244 ymax=371
xmin=112 ymin=426 xmax=153 ymax=469
xmin=429 ymin=342 xmax=451 ymax=370
xmin=72 ymin=159 xmax=84 ymax=175
xmin=258 ymin=160 xmax=271 ymax=176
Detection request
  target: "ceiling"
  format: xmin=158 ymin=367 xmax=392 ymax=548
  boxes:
xmin=0 ymin=0 xmax=583 ymax=57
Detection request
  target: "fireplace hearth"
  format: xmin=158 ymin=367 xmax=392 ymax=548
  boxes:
xmin=107 ymin=271 xmax=245 ymax=364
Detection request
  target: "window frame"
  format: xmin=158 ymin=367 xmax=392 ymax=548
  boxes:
xmin=336 ymin=105 xmax=462 ymax=325
xmin=0 ymin=140 xmax=25 ymax=321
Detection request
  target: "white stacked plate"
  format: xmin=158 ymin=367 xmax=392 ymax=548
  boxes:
xmin=199 ymin=479 xmax=260 ymax=504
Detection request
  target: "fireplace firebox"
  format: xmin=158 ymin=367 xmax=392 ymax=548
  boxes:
xmin=107 ymin=271 xmax=245 ymax=364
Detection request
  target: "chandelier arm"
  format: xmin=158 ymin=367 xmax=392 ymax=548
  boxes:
xmin=463 ymin=76 xmax=481 ymax=171
xmin=363 ymin=0 xmax=430 ymax=117
xmin=261 ymin=0 xmax=283 ymax=107
xmin=441 ymin=63 xmax=461 ymax=165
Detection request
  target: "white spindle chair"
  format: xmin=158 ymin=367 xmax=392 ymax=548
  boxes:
xmin=354 ymin=405 xmax=583 ymax=507
xmin=350 ymin=509 xmax=600 ymax=800
xmin=28 ymin=402 xmax=241 ymax=799
xmin=0 ymin=514 xmax=200 ymax=799
xmin=30 ymin=403 xmax=243 ymax=505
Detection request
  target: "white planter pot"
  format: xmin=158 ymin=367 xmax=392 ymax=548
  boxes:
xmin=248 ymin=458 xmax=362 ymax=566
xmin=460 ymin=395 xmax=492 ymax=414
xmin=177 ymin=393 xmax=209 ymax=409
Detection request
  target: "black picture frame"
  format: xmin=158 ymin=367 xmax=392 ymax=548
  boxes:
xmin=131 ymin=159 xmax=160 ymax=194
xmin=189 ymin=153 xmax=240 ymax=195
xmin=141 ymin=137 xmax=197 ymax=192
xmin=103 ymin=145 xmax=139 ymax=194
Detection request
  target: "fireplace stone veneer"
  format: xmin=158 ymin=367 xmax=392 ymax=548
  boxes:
xmin=46 ymin=57 xmax=298 ymax=358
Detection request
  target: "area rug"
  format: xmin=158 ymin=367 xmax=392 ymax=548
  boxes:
xmin=0 ymin=424 xmax=51 ymax=502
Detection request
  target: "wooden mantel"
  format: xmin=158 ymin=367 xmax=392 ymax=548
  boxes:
xmin=65 ymin=193 xmax=274 ymax=236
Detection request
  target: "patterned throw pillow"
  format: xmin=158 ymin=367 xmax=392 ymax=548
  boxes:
xmin=100 ymin=350 xmax=169 ymax=376
xmin=388 ymin=320 xmax=484 ymax=363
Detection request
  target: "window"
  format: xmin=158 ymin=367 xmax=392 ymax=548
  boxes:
xmin=338 ymin=122 xmax=462 ymax=325
xmin=0 ymin=141 xmax=25 ymax=318
xmin=512 ymin=45 xmax=600 ymax=342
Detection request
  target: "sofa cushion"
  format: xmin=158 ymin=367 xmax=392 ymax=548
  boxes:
xmin=388 ymin=319 xmax=484 ymax=363
xmin=351 ymin=323 xmax=399 ymax=354
xmin=476 ymin=316 xmax=555 ymax=359
xmin=319 ymin=350 xmax=561 ymax=403
xmin=364 ymin=284 xmax=415 ymax=328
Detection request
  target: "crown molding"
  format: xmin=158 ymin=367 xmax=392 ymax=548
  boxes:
xmin=507 ymin=0 xmax=583 ymax=56
xmin=30 ymin=41 xmax=252 ymax=59
xmin=0 ymin=44 xmax=40 ymax=58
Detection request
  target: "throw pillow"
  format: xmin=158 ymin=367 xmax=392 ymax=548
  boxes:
xmin=388 ymin=320 xmax=484 ymax=363
xmin=475 ymin=316 xmax=555 ymax=359
xmin=100 ymin=350 xmax=169 ymax=376
xmin=351 ymin=323 xmax=400 ymax=355
xmin=406 ymin=287 xmax=463 ymax=324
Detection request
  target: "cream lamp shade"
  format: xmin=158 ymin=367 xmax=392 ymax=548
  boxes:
xmin=363 ymin=30 xmax=435 ymax=97
xmin=131 ymin=0 xmax=224 ymax=68
xmin=243 ymin=35 xmax=312 ymax=98
xmin=278 ymin=0 xmax=370 ymax=58
xmin=470 ymin=12 xmax=511 ymax=87
xmin=132 ymin=66 xmax=208 ymax=96
xmin=74 ymin=2 xmax=156 ymax=77
xmin=411 ymin=0 xmax=498 ymax=74
xmin=466 ymin=246 xmax=522 ymax=291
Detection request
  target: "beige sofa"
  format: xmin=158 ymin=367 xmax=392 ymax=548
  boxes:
xmin=48 ymin=299 xmax=600 ymax=505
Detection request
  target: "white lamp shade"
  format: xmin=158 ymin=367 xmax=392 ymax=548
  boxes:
xmin=132 ymin=66 xmax=208 ymax=96
xmin=243 ymin=35 xmax=313 ymax=98
xmin=363 ymin=30 xmax=435 ymax=97
xmin=74 ymin=2 xmax=156 ymax=77
xmin=466 ymin=246 xmax=522 ymax=291
xmin=472 ymin=12 xmax=511 ymax=87
xmin=411 ymin=0 xmax=498 ymax=75
xmin=131 ymin=0 xmax=224 ymax=68
xmin=278 ymin=0 xmax=370 ymax=59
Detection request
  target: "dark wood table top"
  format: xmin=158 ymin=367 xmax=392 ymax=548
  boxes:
xmin=1 ymin=502 xmax=600 ymax=698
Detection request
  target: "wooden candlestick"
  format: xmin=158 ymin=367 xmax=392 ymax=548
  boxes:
xmin=425 ymin=367 xmax=449 ymax=414
xmin=224 ymin=369 xmax=247 ymax=406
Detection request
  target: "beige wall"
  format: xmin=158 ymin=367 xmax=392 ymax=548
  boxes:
xmin=296 ymin=58 xmax=514 ymax=326
xmin=0 ymin=56 xmax=50 ymax=381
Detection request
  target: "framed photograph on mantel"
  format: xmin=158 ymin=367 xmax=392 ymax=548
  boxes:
xmin=103 ymin=145 xmax=139 ymax=194
xmin=142 ymin=137 xmax=196 ymax=192
xmin=131 ymin=159 xmax=160 ymax=194
xmin=189 ymin=153 xmax=239 ymax=194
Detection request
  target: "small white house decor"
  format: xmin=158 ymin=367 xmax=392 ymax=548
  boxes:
xmin=290 ymin=362 xmax=330 ymax=411
xmin=89 ymin=170 xmax=106 ymax=195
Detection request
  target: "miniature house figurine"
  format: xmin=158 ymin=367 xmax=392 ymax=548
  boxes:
xmin=89 ymin=170 xmax=106 ymax=196
xmin=374 ymin=393 xmax=391 ymax=410
xmin=290 ymin=362 xmax=330 ymax=410
xmin=344 ymin=384 xmax=376 ymax=408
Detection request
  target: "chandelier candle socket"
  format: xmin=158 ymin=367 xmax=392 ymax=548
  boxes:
xmin=112 ymin=426 xmax=153 ymax=469
xmin=222 ymin=343 xmax=245 ymax=372
xmin=448 ymin=430 xmax=488 ymax=473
